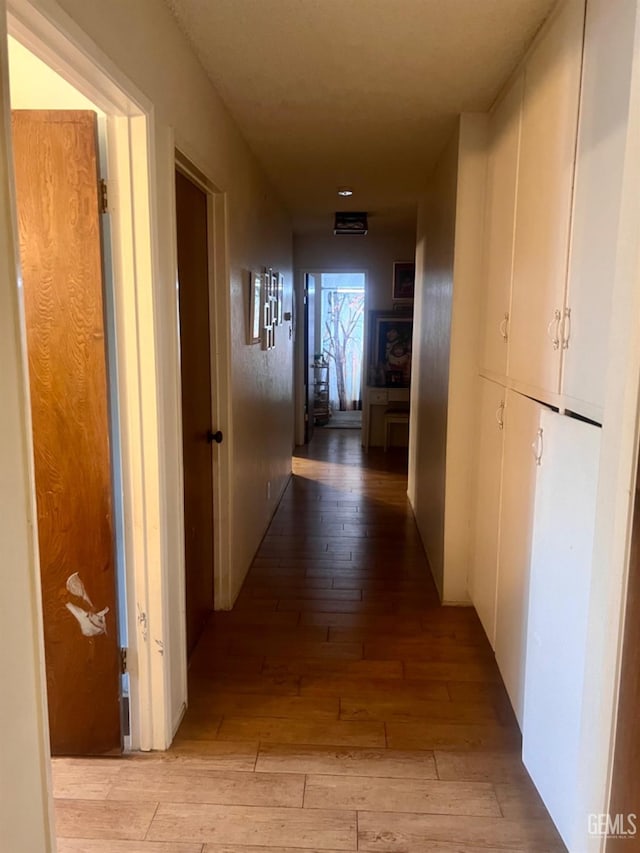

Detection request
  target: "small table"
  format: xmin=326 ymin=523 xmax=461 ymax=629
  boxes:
xmin=363 ymin=386 xmax=410 ymax=450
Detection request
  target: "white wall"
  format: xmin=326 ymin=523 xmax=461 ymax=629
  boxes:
xmin=0 ymin=4 xmax=55 ymax=849
xmin=408 ymin=127 xmax=459 ymax=598
xmin=294 ymin=229 xmax=416 ymax=311
xmin=443 ymin=115 xmax=488 ymax=603
xmin=408 ymin=117 xmax=487 ymax=603
xmin=8 ymin=33 xmax=100 ymax=109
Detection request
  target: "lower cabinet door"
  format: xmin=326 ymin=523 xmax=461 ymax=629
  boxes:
xmin=523 ymin=410 xmax=601 ymax=850
xmin=469 ymin=377 xmax=505 ymax=647
xmin=494 ymin=389 xmax=543 ymax=724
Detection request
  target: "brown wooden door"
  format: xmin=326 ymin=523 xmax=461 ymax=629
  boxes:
xmin=12 ymin=110 xmax=121 ymax=755
xmin=175 ymin=169 xmax=215 ymax=656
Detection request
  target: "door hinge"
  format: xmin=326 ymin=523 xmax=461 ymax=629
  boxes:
xmin=99 ymin=178 xmax=109 ymax=214
xmin=120 ymin=647 xmax=128 ymax=674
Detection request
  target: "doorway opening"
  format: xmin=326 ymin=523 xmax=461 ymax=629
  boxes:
xmin=8 ymin=37 xmax=126 ymax=756
xmin=303 ymin=271 xmax=366 ymax=440
xmin=320 ymin=272 xmax=365 ymax=424
xmin=174 ymin=164 xmax=216 ymax=657
xmin=5 ymin=0 xmax=174 ymax=752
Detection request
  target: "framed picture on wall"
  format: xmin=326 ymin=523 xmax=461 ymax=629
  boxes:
xmin=392 ymin=261 xmax=415 ymax=301
xmin=277 ymin=272 xmax=284 ymax=325
xmin=262 ymin=267 xmax=276 ymax=350
xmin=368 ymin=310 xmax=413 ymax=387
xmin=248 ymin=270 xmax=262 ymax=344
xmin=271 ymin=270 xmax=280 ymax=325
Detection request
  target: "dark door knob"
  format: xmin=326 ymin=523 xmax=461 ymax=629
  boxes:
xmin=207 ymin=430 xmax=223 ymax=444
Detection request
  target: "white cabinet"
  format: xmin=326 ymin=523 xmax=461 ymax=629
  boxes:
xmin=494 ymin=389 xmax=543 ymax=725
xmin=508 ymin=0 xmax=584 ymax=399
xmin=468 ymin=377 xmax=505 ymax=647
xmin=562 ymin=0 xmax=635 ymax=421
xmin=523 ymin=411 xmax=601 ymax=850
xmin=480 ymin=73 xmax=523 ymax=378
xmin=479 ymin=0 xmax=628 ymax=423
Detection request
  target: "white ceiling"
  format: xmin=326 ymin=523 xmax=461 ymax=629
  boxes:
xmin=165 ymin=0 xmax=557 ymax=235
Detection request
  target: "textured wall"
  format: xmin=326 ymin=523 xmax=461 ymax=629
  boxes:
xmin=408 ymin=127 xmax=459 ymax=599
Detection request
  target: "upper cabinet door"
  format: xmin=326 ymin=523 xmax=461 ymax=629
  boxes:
xmin=509 ymin=0 xmax=585 ymax=399
xmin=562 ymin=0 xmax=636 ymax=422
xmin=480 ymin=73 xmax=523 ymax=379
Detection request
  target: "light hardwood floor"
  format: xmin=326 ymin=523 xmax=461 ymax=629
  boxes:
xmin=53 ymin=430 xmax=566 ymax=852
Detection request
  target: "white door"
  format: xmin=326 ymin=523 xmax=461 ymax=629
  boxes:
xmin=509 ymin=0 xmax=584 ymax=399
xmin=494 ymin=389 xmax=543 ymax=725
xmin=480 ymin=73 xmax=523 ymax=379
xmin=523 ymin=410 xmax=601 ymax=850
xmin=469 ymin=377 xmax=505 ymax=647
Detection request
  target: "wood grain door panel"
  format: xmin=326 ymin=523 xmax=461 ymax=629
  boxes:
xmin=175 ymin=169 xmax=215 ymax=656
xmin=12 ymin=110 xmax=121 ymax=755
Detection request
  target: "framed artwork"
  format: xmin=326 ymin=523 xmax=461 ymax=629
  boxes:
xmin=271 ymin=270 xmax=280 ymax=326
xmin=248 ymin=270 xmax=262 ymax=344
xmin=392 ymin=261 xmax=415 ymax=301
xmin=277 ymin=272 xmax=284 ymax=326
xmin=368 ymin=310 xmax=413 ymax=387
xmin=262 ymin=267 xmax=276 ymax=350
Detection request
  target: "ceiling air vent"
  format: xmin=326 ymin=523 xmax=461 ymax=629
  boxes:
xmin=334 ymin=211 xmax=368 ymax=236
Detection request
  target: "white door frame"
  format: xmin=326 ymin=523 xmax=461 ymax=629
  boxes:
xmin=6 ymin=0 xmax=177 ymax=751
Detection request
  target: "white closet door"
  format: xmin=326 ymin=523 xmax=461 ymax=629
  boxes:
xmin=480 ymin=73 xmax=523 ymax=378
xmin=494 ymin=389 xmax=542 ymax=725
xmin=509 ymin=0 xmax=584 ymax=399
xmin=469 ymin=377 xmax=505 ymax=647
xmin=523 ymin=411 xmax=601 ymax=850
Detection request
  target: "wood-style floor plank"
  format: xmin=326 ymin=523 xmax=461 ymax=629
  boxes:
xmin=434 ymin=749 xmax=529 ymax=783
xmin=53 ymin=432 xmax=564 ymax=852
xmin=55 ymin=799 xmax=158 ymax=841
xmin=146 ymin=803 xmax=357 ymax=849
xmin=386 ymin=721 xmax=521 ymax=751
xmin=143 ymin=740 xmax=258 ymax=772
xmin=51 ymin=758 xmax=124 ymax=800
xmin=255 ymin=744 xmax=438 ymax=779
xmin=304 ymin=774 xmax=502 ymax=817
xmin=107 ymin=766 xmax=305 ymax=808
xmin=57 ymin=842 xmax=204 ymax=853
xmin=216 ymin=715 xmax=386 ymax=748
xmin=201 ymin=847 xmax=347 ymax=853
xmin=358 ymin=810 xmax=565 ymax=852
xmin=339 ymin=695 xmax=502 ymax=725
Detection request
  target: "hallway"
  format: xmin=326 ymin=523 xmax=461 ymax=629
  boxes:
xmin=52 ymin=431 xmax=565 ymax=851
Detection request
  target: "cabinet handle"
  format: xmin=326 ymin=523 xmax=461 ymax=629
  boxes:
xmin=547 ymin=309 xmax=562 ymax=350
xmin=495 ymin=400 xmax=505 ymax=430
xmin=561 ymin=307 xmax=572 ymax=350
xmin=499 ymin=313 xmax=509 ymax=343
xmin=531 ymin=427 xmax=544 ymax=466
